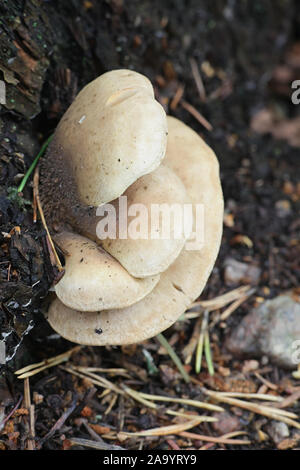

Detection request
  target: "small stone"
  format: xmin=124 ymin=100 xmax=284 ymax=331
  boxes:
xmin=226 ymin=293 xmax=300 ymax=369
xmin=277 ymin=434 xmax=300 ymax=450
xmin=159 ymin=364 xmax=180 ymax=385
xmin=242 ymin=359 xmax=259 ymax=374
xmin=267 ymin=421 xmax=289 ymax=445
xmin=218 ymin=366 xmax=231 ymax=377
xmin=211 ymin=411 xmax=241 ymax=435
xmin=224 ymin=257 xmax=261 ymax=285
xmin=33 ymin=392 xmax=44 ymax=405
xmin=275 ymin=199 xmax=291 ymax=218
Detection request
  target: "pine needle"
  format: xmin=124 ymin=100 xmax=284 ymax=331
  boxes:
xmin=118 ymin=417 xmax=205 ymax=438
xmin=137 ymin=391 xmax=224 ymax=412
xmin=204 ymin=330 xmax=214 ymax=376
xmin=166 ymin=410 xmax=217 ymax=422
xmin=179 ymin=430 xmax=251 ymax=446
xmin=61 ymin=365 xmax=123 ymax=395
xmin=188 ymin=285 xmax=251 ymax=312
xmin=156 ymin=333 xmax=190 ymax=383
xmin=15 ymin=346 xmax=81 ymax=379
xmin=122 ymin=385 xmax=157 ymax=409
xmin=122 ymin=385 xmax=220 ymax=420
xmin=202 ymin=389 xmax=300 ymax=429
xmin=216 ymin=392 xmax=282 ymax=402
xmin=182 ymin=317 xmax=202 ymax=365
xmin=219 ymin=292 xmax=255 ymax=322
xmin=195 ymin=310 xmax=208 ymax=374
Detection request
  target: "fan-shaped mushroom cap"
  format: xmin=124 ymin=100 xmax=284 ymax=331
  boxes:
xmin=101 ymin=164 xmax=191 ymax=278
xmin=47 ymin=117 xmax=224 ymax=345
xmin=54 ymin=231 xmax=159 ymax=312
xmin=47 ymin=69 xmax=167 ymax=206
xmin=164 ymin=116 xmax=217 ymax=204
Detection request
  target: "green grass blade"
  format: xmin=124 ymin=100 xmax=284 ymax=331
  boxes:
xmin=18 ymin=134 xmax=53 ymax=193
xmin=204 ymin=330 xmax=214 ymax=376
xmin=156 ymin=333 xmax=190 ymax=383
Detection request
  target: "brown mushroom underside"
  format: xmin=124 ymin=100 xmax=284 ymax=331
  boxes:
xmin=47 ymin=117 xmax=224 ymax=345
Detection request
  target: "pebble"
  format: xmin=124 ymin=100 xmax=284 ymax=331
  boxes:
xmin=226 ymin=293 xmax=300 ymax=369
xmin=267 ymin=421 xmax=289 ymax=445
xmin=211 ymin=411 xmax=241 ymax=435
xmin=224 ymin=257 xmax=261 ymax=285
xmin=275 ymin=199 xmax=291 ymax=218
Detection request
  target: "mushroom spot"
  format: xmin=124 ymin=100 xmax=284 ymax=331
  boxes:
xmin=172 ymin=282 xmax=185 ymax=295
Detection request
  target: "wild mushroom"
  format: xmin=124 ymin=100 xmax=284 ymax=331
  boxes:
xmin=40 ymin=69 xmax=188 ymax=277
xmin=101 ymin=164 xmax=191 ymax=278
xmin=45 ymin=113 xmax=224 ymax=345
xmin=53 ymin=231 xmax=159 ymax=312
xmin=39 ymin=69 xmax=167 ymax=234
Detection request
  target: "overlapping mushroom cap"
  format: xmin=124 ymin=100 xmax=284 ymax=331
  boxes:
xmin=102 ymin=164 xmax=191 ymax=278
xmin=40 ymin=70 xmax=224 ymax=346
xmin=51 ymin=69 xmax=167 ymax=206
xmin=53 ymin=231 xmax=159 ymax=311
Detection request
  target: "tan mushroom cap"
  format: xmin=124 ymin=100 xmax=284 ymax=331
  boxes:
xmin=54 ymin=232 xmax=159 ymax=312
xmin=47 ymin=117 xmax=224 ymax=345
xmin=165 ymin=116 xmax=218 ymax=204
xmin=101 ymin=164 xmax=191 ymax=278
xmin=50 ymin=69 xmax=167 ymax=206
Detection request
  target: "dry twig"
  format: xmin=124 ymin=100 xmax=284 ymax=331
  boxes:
xmin=23 ymin=378 xmax=35 ymax=450
xmin=190 ymin=58 xmax=206 ymax=102
xmin=170 ymin=84 xmax=185 ymax=110
xmin=39 ymin=393 xmax=78 ymax=447
xmin=68 ymin=437 xmax=124 ymax=450
xmin=33 ymin=167 xmax=64 ymax=272
xmin=180 ymin=100 xmax=212 ymax=131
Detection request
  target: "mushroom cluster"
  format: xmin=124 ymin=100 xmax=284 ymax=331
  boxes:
xmin=39 ymin=69 xmax=223 ymax=346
